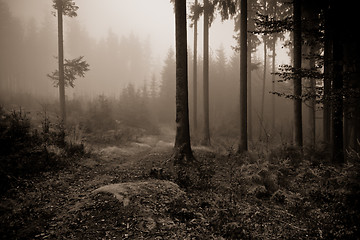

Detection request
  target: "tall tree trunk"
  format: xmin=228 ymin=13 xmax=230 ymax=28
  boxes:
xmin=293 ymin=0 xmax=303 ymax=147
xmin=247 ymin=2 xmax=253 ymax=142
xmin=260 ymin=0 xmax=267 ymax=139
xmin=173 ymin=0 xmax=193 ymax=163
xmin=192 ymin=0 xmax=198 ymax=133
xmin=271 ymin=3 xmax=277 ymax=131
xmin=271 ymin=35 xmax=276 ymax=130
xmin=332 ymin=37 xmax=344 ymax=163
xmin=323 ymin=5 xmax=332 ymax=146
xmin=238 ymin=0 xmax=248 ymax=153
xmin=308 ymin=45 xmax=316 ymax=148
xmin=57 ymin=0 xmax=66 ymax=123
xmin=202 ymin=0 xmax=210 ymax=145
xmin=330 ymin=0 xmax=344 ymax=164
xmin=260 ymin=34 xmax=267 ymax=139
xmin=247 ymin=35 xmax=252 ymax=142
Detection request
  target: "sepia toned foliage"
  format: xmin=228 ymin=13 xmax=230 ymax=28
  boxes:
xmin=48 ymin=56 xmax=90 ymax=88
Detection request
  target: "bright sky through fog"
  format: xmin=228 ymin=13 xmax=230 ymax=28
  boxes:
xmin=6 ymin=0 xmax=237 ymax=64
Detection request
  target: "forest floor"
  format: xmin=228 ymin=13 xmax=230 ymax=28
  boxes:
xmin=1 ymin=129 xmax=360 ymax=239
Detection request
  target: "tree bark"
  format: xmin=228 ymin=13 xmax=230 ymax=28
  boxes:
xmin=193 ymin=0 xmax=198 ymax=133
xmin=238 ymin=0 xmax=248 ymax=153
xmin=202 ymin=0 xmax=210 ymax=145
xmin=173 ymin=0 xmax=194 ymax=164
xmin=323 ymin=5 xmax=332 ymax=146
xmin=332 ymin=38 xmax=344 ymax=163
xmin=247 ymin=35 xmax=252 ymax=142
xmin=260 ymin=0 xmax=267 ymax=139
xmin=271 ymin=35 xmax=276 ymax=130
xmin=57 ymin=0 xmax=66 ymax=123
xmin=271 ymin=3 xmax=277 ymax=131
xmin=260 ymin=34 xmax=267 ymax=139
xmin=293 ymin=0 xmax=303 ymax=147
xmin=328 ymin=0 xmax=345 ymax=164
xmin=308 ymin=45 xmax=316 ymax=148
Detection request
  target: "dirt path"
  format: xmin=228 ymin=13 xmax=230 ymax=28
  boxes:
xmin=3 ymin=130 xmax=357 ymax=239
xmin=0 ymin=132 xmax=182 ymax=239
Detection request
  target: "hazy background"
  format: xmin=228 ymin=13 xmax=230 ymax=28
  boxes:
xmin=1 ymin=0 xmax=293 ymax=139
xmin=5 ymin=0 xmax=238 ymax=95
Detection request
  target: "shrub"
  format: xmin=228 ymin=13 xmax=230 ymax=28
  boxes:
xmin=0 ymin=107 xmax=86 ymax=193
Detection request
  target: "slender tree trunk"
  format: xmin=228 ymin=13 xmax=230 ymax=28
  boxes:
xmin=271 ymin=3 xmax=277 ymax=131
xmin=293 ymin=0 xmax=303 ymax=147
xmin=238 ymin=0 xmax=248 ymax=153
xmin=260 ymin=0 xmax=267 ymax=139
xmin=329 ymin=0 xmax=344 ymax=164
xmin=331 ymin=14 xmax=344 ymax=163
xmin=332 ymin=41 xmax=344 ymax=163
xmin=202 ymin=0 xmax=210 ymax=145
xmin=193 ymin=0 xmax=198 ymax=133
xmin=173 ymin=0 xmax=193 ymax=164
xmin=271 ymin=36 xmax=276 ymax=130
xmin=247 ymin=36 xmax=252 ymax=142
xmin=57 ymin=0 xmax=66 ymax=123
xmin=247 ymin=2 xmax=253 ymax=142
xmin=323 ymin=7 xmax=332 ymax=146
xmin=260 ymin=34 xmax=267 ymax=139
xmin=308 ymin=45 xmax=316 ymax=148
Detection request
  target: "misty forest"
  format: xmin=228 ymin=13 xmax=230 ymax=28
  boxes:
xmin=1 ymin=0 xmax=359 ymax=239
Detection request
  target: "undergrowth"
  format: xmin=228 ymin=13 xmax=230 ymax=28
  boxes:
xmin=164 ymin=144 xmax=360 ymax=239
xmin=0 ymin=107 xmax=86 ymax=194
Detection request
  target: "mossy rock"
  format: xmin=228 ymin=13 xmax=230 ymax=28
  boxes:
xmin=93 ymin=180 xmax=185 ymax=207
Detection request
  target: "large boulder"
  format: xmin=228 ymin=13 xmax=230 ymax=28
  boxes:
xmin=92 ymin=180 xmax=185 ymax=232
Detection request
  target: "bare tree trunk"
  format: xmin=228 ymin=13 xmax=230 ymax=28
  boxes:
xmin=271 ymin=3 xmax=277 ymax=131
xmin=238 ymin=0 xmax=248 ymax=153
xmin=260 ymin=0 xmax=267 ymax=140
xmin=260 ymin=34 xmax=267 ymax=139
xmin=57 ymin=0 xmax=66 ymax=123
xmin=173 ymin=0 xmax=194 ymax=164
xmin=202 ymin=0 xmax=210 ymax=145
xmin=271 ymin=36 xmax=276 ymax=130
xmin=247 ymin=36 xmax=252 ymax=142
xmin=323 ymin=7 xmax=332 ymax=146
xmin=332 ymin=36 xmax=344 ymax=163
xmin=293 ymin=0 xmax=303 ymax=147
xmin=192 ymin=0 xmax=198 ymax=133
xmin=329 ymin=0 xmax=344 ymax=164
xmin=308 ymin=45 xmax=316 ymax=148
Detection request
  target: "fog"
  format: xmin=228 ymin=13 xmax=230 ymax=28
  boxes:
xmin=0 ymin=0 xmax=294 ymax=142
xmin=3 ymin=0 xmax=238 ymax=94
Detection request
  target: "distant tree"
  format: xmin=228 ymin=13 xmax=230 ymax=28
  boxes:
xmin=190 ymin=0 xmax=201 ymax=133
xmin=150 ymin=73 xmax=158 ymax=100
xmin=158 ymin=48 xmax=176 ymax=123
xmin=0 ymin=1 xmax=23 ymax=93
xmin=173 ymin=0 xmax=194 ymax=163
xmin=52 ymin=0 xmax=79 ymax=123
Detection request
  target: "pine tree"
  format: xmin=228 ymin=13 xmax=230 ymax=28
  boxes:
xmin=173 ymin=0 xmax=194 ymax=163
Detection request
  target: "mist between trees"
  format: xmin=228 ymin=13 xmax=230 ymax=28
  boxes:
xmin=1 ymin=0 xmax=293 ymax=145
xmin=0 ymin=0 xmax=359 ymax=155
